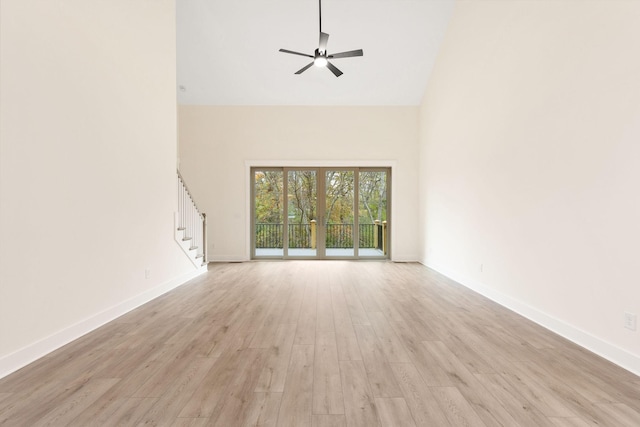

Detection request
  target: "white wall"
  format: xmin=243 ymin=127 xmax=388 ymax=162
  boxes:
xmin=0 ymin=0 xmax=199 ymax=377
xmin=419 ymin=0 xmax=640 ymax=373
xmin=178 ymin=106 xmax=420 ymax=261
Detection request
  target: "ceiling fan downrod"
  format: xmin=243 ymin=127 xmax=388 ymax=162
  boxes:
xmin=319 ymin=0 xmax=322 ymax=34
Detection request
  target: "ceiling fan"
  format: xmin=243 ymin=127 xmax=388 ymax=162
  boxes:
xmin=279 ymin=0 xmax=363 ymax=77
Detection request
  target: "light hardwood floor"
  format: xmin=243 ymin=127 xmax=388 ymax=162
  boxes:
xmin=1 ymin=261 xmax=639 ymax=426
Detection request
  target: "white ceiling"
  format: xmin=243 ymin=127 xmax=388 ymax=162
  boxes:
xmin=176 ymin=0 xmax=455 ymax=106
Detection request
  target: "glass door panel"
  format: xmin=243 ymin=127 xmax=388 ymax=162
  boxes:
xmin=253 ymin=169 xmax=284 ymax=257
xmin=252 ymin=167 xmax=390 ymax=260
xmin=325 ymin=170 xmax=355 ymax=257
xmin=358 ymin=170 xmax=388 ymax=258
xmin=287 ymin=169 xmax=318 ymax=257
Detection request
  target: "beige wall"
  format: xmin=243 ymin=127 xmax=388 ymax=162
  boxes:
xmin=0 ymin=0 xmax=198 ymax=377
xmin=178 ymin=106 xmax=420 ymax=261
xmin=419 ymin=0 xmax=640 ymax=373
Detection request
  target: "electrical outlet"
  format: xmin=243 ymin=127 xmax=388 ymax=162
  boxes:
xmin=624 ymin=312 xmax=637 ymax=331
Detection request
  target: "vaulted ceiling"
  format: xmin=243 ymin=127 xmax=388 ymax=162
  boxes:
xmin=177 ymin=0 xmax=455 ymax=106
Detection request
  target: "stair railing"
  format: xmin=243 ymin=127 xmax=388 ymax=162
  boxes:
xmin=176 ymin=170 xmax=206 ymax=266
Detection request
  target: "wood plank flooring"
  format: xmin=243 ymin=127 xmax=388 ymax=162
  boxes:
xmin=1 ymin=261 xmax=639 ymax=426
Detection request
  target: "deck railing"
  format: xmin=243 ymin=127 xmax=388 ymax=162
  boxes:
xmin=255 ymin=222 xmax=386 ymax=251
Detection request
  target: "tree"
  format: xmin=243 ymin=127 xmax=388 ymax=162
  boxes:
xmin=359 ymin=171 xmax=387 ymax=224
xmin=254 ymin=169 xmax=388 ymax=249
xmin=254 ymin=170 xmax=283 ymax=223
xmin=288 ymin=170 xmax=316 ymax=224
xmin=325 ymin=170 xmax=354 ymax=225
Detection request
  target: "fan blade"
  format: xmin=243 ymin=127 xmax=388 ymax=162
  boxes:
xmin=295 ymin=62 xmax=314 ymax=75
xmin=328 ymin=49 xmax=363 ymax=59
xmin=279 ymin=49 xmax=314 ymax=58
xmin=319 ymin=32 xmax=329 ymax=53
xmin=326 ymin=61 xmax=343 ymax=77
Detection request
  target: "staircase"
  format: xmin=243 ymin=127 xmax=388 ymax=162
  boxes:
xmin=176 ymin=170 xmax=207 ymax=267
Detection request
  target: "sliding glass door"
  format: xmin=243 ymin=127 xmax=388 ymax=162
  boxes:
xmin=287 ymin=169 xmax=318 ymax=257
xmin=358 ymin=170 xmax=388 ymax=257
xmin=252 ymin=167 xmax=389 ymax=259
xmin=253 ymin=169 xmax=285 ymax=257
xmin=325 ymin=169 xmax=355 ymax=257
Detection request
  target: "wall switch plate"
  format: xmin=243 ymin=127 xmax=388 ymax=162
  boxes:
xmin=145 ymin=269 xmax=151 ymax=279
xmin=624 ymin=312 xmax=637 ymax=331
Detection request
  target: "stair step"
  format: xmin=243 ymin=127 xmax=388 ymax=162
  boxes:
xmin=182 ymin=237 xmax=192 ymax=241
xmin=196 ymin=254 xmax=204 ymax=259
xmin=177 ymin=227 xmax=186 ymax=231
xmin=189 ymin=246 xmax=198 ymax=251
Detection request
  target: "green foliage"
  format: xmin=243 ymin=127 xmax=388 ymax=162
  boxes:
xmin=254 ymin=171 xmax=283 ymax=223
xmin=359 ymin=171 xmax=387 ymax=224
xmin=254 ymin=169 xmax=388 ymax=249
xmin=324 ymin=170 xmax=354 ymax=225
xmin=288 ymin=170 xmax=317 ymax=224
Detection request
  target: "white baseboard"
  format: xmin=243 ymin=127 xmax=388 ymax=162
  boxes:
xmin=423 ymin=261 xmax=640 ymax=377
xmin=0 ymin=265 xmax=207 ymax=380
xmin=390 ymin=255 xmax=419 ymax=263
xmin=210 ymin=255 xmax=249 ymax=262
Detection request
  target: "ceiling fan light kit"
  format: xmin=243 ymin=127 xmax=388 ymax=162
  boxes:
xmin=314 ymin=51 xmax=328 ymax=68
xmin=279 ymin=0 xmax=363 ymax=77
